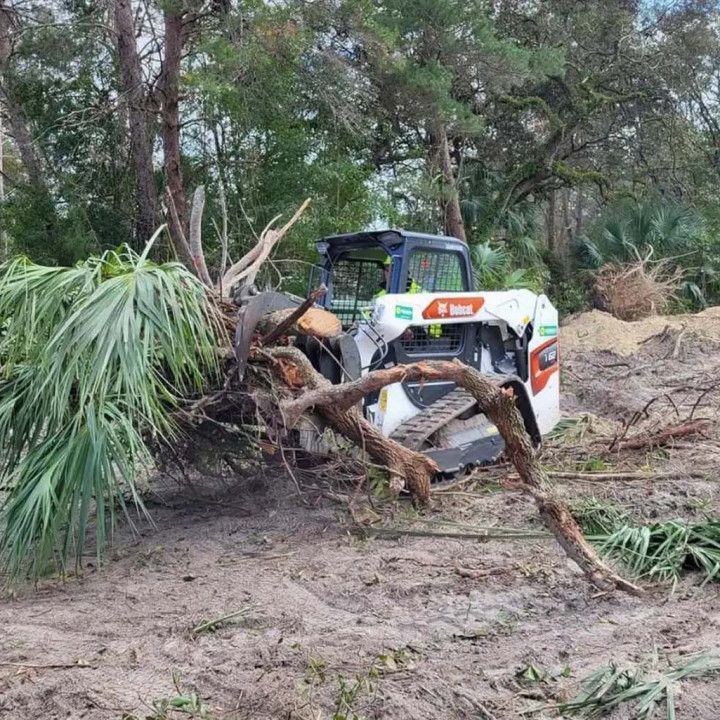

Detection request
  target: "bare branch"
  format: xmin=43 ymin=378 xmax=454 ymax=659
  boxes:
xmin=222 ymin=198 xmax=311 ymax=297
xmin=164 ymin=185 xmax=195 ymax=272
xmin=189 ymin=185 xmax=213 ymax=287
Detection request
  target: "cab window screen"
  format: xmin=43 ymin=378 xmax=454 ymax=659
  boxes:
xmin=406 ymin=251 xmax=466 ymax=292
xmin=330 ymin=257 xmax=384 ymax=327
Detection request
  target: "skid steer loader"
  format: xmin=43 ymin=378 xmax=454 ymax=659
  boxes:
xmin=236 ymin=229 xmax=560 ymax=476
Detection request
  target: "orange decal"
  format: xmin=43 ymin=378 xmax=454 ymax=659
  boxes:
xmin=422 ymin=296 xmax=485 ymax=320
xmin=530 ymin=338 xmax=559 ymax=395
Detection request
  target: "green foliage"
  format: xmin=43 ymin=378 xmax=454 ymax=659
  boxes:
xmin=592 ymin=520 xmax=720 ymax=585
xmin=190 ymin=608 xmax=252 ymax=636
xmin=333 ymin=674 xmax=371 ymax=720
xmin=4 ymin=0 xmax=720 ymax=312
xmin=573 ymin=497 xmax=630 ymax=536
xmin=516 ymin=662 xmax=548 ymax=685
xmin=0 ymin=245 xmax=221 ymax=578
xmin=187 ymin=1 xmax=378 ymax=286
xmin=0 ymin=185 xmax=98 ymax=266
xmin=578 ymin=200 xmax=705 ymax=267
xmin=471 ymin=242 xmax=548 ymax=293
xmin=550 ymin=281 xmax=588 ymax=315
xmin=123 ymin=673 xmax=215 ymax=719
xmin=577 ymin=199 xmax=720 ymax=307
xmin=556 ymin=653 xmax=720 ymax=719
xmin=1 ymin=3 xmax=135 ymax=261
xmin=576 ymin=501 xmax=720 ymax=585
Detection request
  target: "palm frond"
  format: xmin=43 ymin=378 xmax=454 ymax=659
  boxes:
xmin=575 ymin=235 xmax=605 ymax=269
xmin=0 ymin=256 xmax=101 ymax=367
xmin=472 ymin=242 xmax=508 ymax=288
xmin=579 ymin=200 xmax=704 ymax=268
xmin=573 ymin=497 xmax=629 ymax=536
xmin=682 ymin=280 xmax=707 ymax=307
xmin=588 ymin=520 xmax=720 ymax=585
xmin=0 ymin=248 xmax=223 ymax=577
xmin=556 ymin=653 xmax=720 ymax=719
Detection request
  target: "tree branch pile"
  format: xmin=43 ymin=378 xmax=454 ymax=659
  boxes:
xmin=170 ymin=194 xmax=640 ymax=595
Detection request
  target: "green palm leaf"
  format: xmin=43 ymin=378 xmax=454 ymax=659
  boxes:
xmin=0 ymin=248 xmax=223 ymax=578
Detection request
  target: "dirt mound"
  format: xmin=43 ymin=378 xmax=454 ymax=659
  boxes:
xmin=560 ymin=307 xmax=720 ymax=453
xmin=561 ymin=307 xmax=720 ymax=356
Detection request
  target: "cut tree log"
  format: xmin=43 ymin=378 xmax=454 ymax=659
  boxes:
xmin=259 ymin=287 xmax=328 ymax=346
xmin=274 ymin=356 xmax=642 ymax=595
xmin=257 ymin=286 xmax=340 ymax=345
xmin=259 ymin=307 xmax=341 ymax=343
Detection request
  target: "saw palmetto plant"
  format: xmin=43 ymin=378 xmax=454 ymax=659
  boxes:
xmin=0 ymin=242 xmax=222 ymax=577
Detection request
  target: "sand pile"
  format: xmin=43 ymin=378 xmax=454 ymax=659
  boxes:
xmin=561 ymin=307 xmax=720 ymax=356
xmin=559 ymin=306 xmax=720 ymax=425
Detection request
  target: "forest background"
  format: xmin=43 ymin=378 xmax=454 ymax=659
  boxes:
xmin=1 ymin=0 xmax=720 ymax=312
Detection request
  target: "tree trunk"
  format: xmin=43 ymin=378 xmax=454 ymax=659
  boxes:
xmin=575 ymin=187 xmax=584 ymax=237
xmin=546 ymin=189 xmax=556 ymax=254
xmin=561 ymin=188 xmax=571 ymax=261
xmin=112 ymin=0 xmax=158 ymax=247
xmin=0 ymin=2 xmax=46 ymax=190
xmin=160 ymin=9 xmax=187 ymax=250
xmin=0 ymin=85 xmax=44 ymax=187
xmin=430 ymin=124 xmax=466 ymax=243
xmin=0 ymin=111 xmax=6 ymax=259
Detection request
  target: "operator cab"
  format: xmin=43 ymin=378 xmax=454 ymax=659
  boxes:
xmin=310 ymin=228 xmax=532 ymax=406
xmin=314 ymin=230 xmax=472 ymax=328
xmin=311 ymin=229 xmax=480 ymax=411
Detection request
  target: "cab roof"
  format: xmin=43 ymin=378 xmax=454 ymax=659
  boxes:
xmin=316 ymin=229 xmax=466 ymax=256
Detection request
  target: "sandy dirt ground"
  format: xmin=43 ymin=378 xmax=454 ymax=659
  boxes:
xmin=1 ymin=309 xmax=720 ymax=720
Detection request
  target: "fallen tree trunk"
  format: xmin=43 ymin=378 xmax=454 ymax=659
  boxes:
xmin=264 ymin=346 xmax=439 ymax=499
xmin=272 ymin=356 xmax=641 ymax=595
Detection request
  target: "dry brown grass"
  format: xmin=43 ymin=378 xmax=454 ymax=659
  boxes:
xmin=593 ymin=261 xmax=682 ymax=321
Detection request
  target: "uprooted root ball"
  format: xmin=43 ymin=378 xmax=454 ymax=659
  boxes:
xmin=592 ymin=261 xmax=681 ymax=321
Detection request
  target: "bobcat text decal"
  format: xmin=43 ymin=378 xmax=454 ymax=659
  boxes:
xmin=422 ymin=296 xmax=485 ymax=320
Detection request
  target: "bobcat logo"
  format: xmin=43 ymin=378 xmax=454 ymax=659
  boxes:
xmin=436 ymin=302 xmax=448 ymax=317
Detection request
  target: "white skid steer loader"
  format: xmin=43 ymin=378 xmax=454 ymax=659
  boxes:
xmin=236 ymin=229 xmax=560 ymax=477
